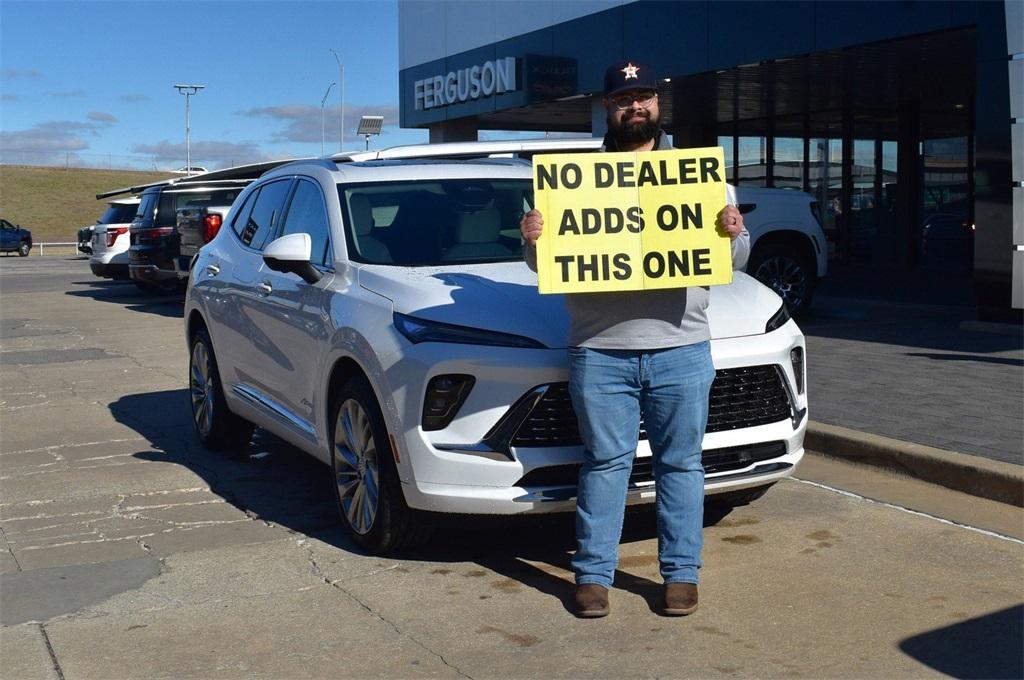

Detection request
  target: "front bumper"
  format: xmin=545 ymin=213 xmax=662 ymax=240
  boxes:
xmin=383 ymin=322 xmax=808 ymax=515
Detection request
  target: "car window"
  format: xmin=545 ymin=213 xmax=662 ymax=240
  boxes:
xmin=280 ymin=179 xmax=331 ymax=267
xmin=134 ymin=192 xmax=158 ymax=225
xmin=339 ymin=179 xmax=533 ymax=265
xmin=98 ymin=204 xmax=138 ymax=224
xmin=231 ymin=189 xmax=258 ymax=239
xmin=239 ymin=179 xmax=293 ymax=251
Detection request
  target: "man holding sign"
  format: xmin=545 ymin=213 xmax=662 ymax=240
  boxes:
xmin=521 ymin=60 xmax=749 ymax=618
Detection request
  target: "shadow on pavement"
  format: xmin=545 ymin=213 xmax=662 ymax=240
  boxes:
xmin=66 ymin=280 xmax=184 ymax=318
xmin=899 ymin=604 xmax=1024 ymax=679
xmin=110 ymin=388 xmax=732 ymax=614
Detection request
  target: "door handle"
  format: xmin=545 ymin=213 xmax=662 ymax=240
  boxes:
xmin=257 ymin=281 xmax=273 ymax=296
xmin=205 ymin=264 xmax=220 ymax=276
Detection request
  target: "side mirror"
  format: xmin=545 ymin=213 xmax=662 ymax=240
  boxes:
xmin=263 ymin=233 xmax=322 ymax=284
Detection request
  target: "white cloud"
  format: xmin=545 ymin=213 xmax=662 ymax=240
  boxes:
xmin=130 ymin=140 xmax=278 ymax=169
xmin=120 ymin=93 xmax=151 ymax=103
xmin=87 ymin=111 xmax=118 ymax=123
xmin=1 ymin=68 xmax=42 ymax=79
xmin=239 ymin=103 xmax=400 ymax=144
xmin=47 ymin=89 xmax=88 ymax=99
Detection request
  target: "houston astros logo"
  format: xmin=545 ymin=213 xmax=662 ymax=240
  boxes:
xmin=621 ymin=63 xmax=640 ymax=80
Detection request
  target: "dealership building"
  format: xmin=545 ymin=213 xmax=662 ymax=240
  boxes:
xmin=398 ymin=1 xmax=1022 ymax=319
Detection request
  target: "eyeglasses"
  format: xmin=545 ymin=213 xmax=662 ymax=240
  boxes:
xmin=609 ymin=91 xmax=657 ymax=110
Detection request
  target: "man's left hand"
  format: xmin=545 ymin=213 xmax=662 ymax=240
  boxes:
xmin=717 ymin=205 xmax=744 ymax=240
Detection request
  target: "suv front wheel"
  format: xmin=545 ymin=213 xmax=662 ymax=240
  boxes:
xmin=331 ymin=376 xmax=430 ymax=554
xmin=18 ymin=242 xmax=30 ymax=257
xmin=748 ymin=243 xmax=816 ymax=317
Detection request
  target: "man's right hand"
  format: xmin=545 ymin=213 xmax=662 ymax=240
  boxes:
xmin=520 ymin=209 xmax=544 ymax=247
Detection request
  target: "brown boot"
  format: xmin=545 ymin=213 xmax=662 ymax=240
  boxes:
xmin=574 ymin=584 xmax=610 ymax=618
xmin=663 ymin=582 xmax=698 ymax=616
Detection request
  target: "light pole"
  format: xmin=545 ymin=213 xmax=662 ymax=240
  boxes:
xmin=173 ymin=84 xmax=205 ymax=175
xmin=320 ymin=82 xmax=336 ymax=156
xmin=329 ymin=48 xmax=344 ymax=152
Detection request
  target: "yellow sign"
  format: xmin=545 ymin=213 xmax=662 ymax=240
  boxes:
xmin=532 ymin=147 xmax=733 ymax=294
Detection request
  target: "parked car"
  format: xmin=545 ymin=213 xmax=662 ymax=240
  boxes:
xmin=184 ymin=151 xmax=808 ymax=554
xmin=77 ymin=225 xmax=94 ymax=255
xmin=88 ymin=198 xmax=141 ymax=279
xmin=0 ymin=219 xmax=32 ymax=256
xmin=129 ymin=182 xmax=247 ymax=292
xmin=338 ymin=138 xmax=827 ymax=316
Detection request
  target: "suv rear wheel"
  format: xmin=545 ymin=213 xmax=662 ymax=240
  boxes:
xmin=189 ymin=328 xmax=254 ymax=450
xmin=331 ymin=376 xmax=430 ymax=554
xmin=748 ymin=243 xmax=815 ymax=317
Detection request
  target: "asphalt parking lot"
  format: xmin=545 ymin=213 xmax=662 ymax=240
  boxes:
xmin=2 ymin=257 xmax=1022 ymax=679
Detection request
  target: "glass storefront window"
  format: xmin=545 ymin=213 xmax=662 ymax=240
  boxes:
xmin=717 ymin=135 xmax=735 ymax=183
xmin=737 ymin=136 xmax=767 ymax=186
xmin=772 ymin=137 xmax=804 ymax=190
xmin=808 ymin=137 xmax=841 ymax=233
xmin=920 ymin=137 xmax=971 ymax=271
xmin=847 ymin=139 xmax=877 ymax=259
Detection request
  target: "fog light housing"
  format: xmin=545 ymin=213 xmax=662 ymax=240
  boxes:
xmin=790 ymin=347 xmax=805 ymax=395
xmin=422 ymin=374 xmax=475 ymax=431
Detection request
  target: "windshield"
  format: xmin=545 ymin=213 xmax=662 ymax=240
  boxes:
xmin=339 ymin=179 xmax=533 ymax=265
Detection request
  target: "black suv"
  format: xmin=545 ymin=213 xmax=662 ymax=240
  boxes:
xmin=129 ymin=182 xmax=246 ymax=292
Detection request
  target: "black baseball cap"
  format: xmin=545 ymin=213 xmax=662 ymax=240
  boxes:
xmin=603 ymin=60 xmax=658 ymax=97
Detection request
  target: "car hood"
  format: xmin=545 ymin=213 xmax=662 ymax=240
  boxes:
xmin=358 ymin=264 xmax=782 ymax=349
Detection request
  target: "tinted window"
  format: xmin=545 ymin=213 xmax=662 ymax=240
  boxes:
xmin=231 ymin=190 xmax=258 ymax=238
xmin=134 ymin=192 xmax=159 ymax=225
xmin=239 ymin=179 xmax=292 ymax=251
xmin=98 ymin=204 xmax=138 ymax=224
xmin=280 ymin=180 xmax=331 ymax=267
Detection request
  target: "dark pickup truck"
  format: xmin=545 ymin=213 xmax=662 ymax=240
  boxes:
xmin=177 ymin=203 xmax=232 ymax=261
xmin=129 ymin=182 xmax=246 ymax=292
xmin=1 ymin=219 xmax=33 ymax=256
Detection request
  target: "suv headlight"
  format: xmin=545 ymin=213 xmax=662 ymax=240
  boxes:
xmin=765 ymin=304 xmax=791 ymax=333
xmin=393 ymin=313 xmax=546 ymax=349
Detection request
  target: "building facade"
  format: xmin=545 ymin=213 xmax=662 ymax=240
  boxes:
xmin=398 ymin=0 xmax=1022 ymax=319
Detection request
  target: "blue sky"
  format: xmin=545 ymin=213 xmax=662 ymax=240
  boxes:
xmin=1 ymin=0 xmax=431 ymax=170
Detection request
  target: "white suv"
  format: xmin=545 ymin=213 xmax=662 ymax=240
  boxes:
xmin=184 ymin=151 xmax=808 ymax=554
xmin=89 ymin=198 xmax=141 ymax=279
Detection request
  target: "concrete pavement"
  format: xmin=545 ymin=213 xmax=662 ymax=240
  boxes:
xmin=2 ymin=257 xmax=1022 ymax=679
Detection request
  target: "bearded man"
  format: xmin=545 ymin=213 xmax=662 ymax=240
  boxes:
xmin=521 ymin=60 xmax=750 ymax=618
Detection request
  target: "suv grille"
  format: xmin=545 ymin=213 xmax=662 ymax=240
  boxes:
xmin=510 ymin=365 xmax=792 ymax=448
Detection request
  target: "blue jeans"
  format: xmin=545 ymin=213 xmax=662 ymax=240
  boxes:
xmin=568 ymin=342 xmax=715 ymax=588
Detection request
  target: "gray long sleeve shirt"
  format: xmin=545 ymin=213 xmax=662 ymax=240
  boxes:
xmin=525 ymin=131 xmax=750 ymax=349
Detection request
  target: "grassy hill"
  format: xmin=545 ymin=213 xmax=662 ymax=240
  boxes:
xmin=0 ymin=165 xmax=172 ymax=243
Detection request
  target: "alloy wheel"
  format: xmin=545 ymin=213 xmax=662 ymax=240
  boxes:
xmin=334 ymin=398 xmax=380 ymax=535
xmin=190 ymin=341 xmax=214 ymax=438
xmin=754 ymin=255 xmax=808 ymax=314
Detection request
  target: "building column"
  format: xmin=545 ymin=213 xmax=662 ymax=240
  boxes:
xmin=428 ymin=119 xmax=478 ymax=144
xmin=973 ymin=0 xmax=1019 ymax=320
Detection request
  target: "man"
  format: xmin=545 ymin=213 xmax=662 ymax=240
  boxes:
xmin=520 ymin=60 xmax=749 ymax=618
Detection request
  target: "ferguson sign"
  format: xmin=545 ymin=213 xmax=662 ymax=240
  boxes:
xmin=414 ymin=57 xmax=519 ymax=110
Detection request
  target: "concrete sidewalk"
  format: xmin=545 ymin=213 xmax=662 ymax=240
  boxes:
xmin=799 ymin=290 xmax=1023 ymax=505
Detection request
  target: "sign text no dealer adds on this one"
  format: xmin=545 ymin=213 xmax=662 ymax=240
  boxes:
xmin=532 ymin=147 xmax=733 ymax=295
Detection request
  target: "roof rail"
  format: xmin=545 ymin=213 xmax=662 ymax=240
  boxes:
xmin=327 ymin=137 xmax=602 ymax=165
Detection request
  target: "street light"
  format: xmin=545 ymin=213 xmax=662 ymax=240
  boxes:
xmin=329 ymin=48 xmax=345 ymax=152
xmin=173 ymin=84 xmax=205 ymax=175
xmin=320 ymin=82 xmax=336 ymax=156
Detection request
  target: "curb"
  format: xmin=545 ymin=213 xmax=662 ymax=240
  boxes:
xmin=804 ymin=421 xmax=1024 ymax=507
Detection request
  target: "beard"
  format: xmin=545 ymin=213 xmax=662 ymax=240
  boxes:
xmin=608 ymin=108 xmax=660 ymax=146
